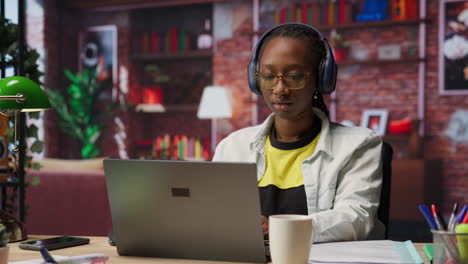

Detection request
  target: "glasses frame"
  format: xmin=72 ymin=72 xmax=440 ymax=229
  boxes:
xmin=255 ymin=72 xmax=313 ymax=90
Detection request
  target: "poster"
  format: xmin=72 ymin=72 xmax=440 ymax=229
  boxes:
xmin=79 ymin=25 xmax=118 ymax=100
xmin=439 ymin=0 xmax=468 ymax=95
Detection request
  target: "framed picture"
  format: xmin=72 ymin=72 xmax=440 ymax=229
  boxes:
xmin=79 ymin=25 xmax=118 ymax=99
xmin=438 ymin=0 xmax=468 ymax=95
xmin=361 ymin=109 xmax=389 ymax=136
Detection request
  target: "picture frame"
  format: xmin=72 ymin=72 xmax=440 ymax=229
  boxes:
xmin=361 ymin=109 xmax=389 ymax=136
xmin=78 ymin=25 xmax=118 ymax=99
xmin=438 ymin=0 xmax=468 ymax=95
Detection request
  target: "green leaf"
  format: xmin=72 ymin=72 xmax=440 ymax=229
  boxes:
xmin=64 ymin=69 xmax=80 ymax=83
xmin=28 ymin=112 xmax=40 ymax=119
xmin=30 ymin=141 xmax=44 ymax=153
xmin=32 ymin=162 xmax=43 ymax=170
xmin=26 ymin=124 xmax=39 ymax=138
xmin=30 ymin=176 xmax=41 ymax=185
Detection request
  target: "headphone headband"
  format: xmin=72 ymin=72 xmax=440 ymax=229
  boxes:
xmin=247 ymin=22 xmax=337 ymax=95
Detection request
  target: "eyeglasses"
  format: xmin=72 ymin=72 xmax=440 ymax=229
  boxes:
xmin=256 ymin=72 xmax=313 ymax=90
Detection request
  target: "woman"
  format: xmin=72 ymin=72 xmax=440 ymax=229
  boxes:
xmin=212 ymin=23 xmax=384 ymax=243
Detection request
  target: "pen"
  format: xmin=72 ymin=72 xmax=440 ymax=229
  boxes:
xmin=457 ymin=205 xmax=468 ymax=224
xmin=448 ymin=202 xmax=458 ymax=231
xmin=418 ymin=205 xmax=438 ymax=230
xmin=40 ymin=248 xmax=57 ymax=263
xmin=431 ymin=204 xmax=447 ymax=230
xmin=463 ymin=211 xmax=468 ymax=224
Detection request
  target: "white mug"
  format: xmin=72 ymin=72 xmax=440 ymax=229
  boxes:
xmin=269 ymin=214 xmax=314 ymax=264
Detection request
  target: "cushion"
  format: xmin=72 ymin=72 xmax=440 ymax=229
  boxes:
xmin=33 ymin=157 xmax=105 ymax=171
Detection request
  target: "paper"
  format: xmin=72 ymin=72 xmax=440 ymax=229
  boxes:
xmin=9 ymin=255 xmax=67 ymax=264
xmin=9 ymin=254 xmax=108 ymax=264
xmin=308 ymin=240 xmax=424 ymax=264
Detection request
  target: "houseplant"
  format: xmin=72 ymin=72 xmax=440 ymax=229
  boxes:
xmin=330 ymin=32 xmax=350 ymax=62
xmin=45 ymin=69 xmax=104 ymax=159
xmin=1 ymin=15 xmax=43 ymax=215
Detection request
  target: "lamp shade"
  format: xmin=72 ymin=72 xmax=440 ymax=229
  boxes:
xmin=0 ymin=76 xmax=51 ymax=112
xmin=197 ymin=86 xmax=232 ymax=119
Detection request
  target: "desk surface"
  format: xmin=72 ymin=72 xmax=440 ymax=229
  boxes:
xmin=8 ymin=236 xmax=429 ymax=264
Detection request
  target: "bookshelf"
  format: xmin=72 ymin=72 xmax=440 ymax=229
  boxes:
xmin=129 ymin=3 xmax=214 ymax=160
xmin=252 ymin=0 xmax=427 ymax=131
xmin=245 ymin=19 xmax=429 ymax=36
xmin=337 ymin=57 xmax=424 ymax=66
xmin=135 ymin=103 xmax=198 ymax=113
xmin=131 ymin=50 xmax=212 ymax=61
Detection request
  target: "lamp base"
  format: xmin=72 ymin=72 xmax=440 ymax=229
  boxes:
xmin=0 ymin=210 xmax=27 ymax=242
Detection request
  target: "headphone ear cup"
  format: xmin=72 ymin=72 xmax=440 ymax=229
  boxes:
xmin=318 ymin=42 xmax=337 ymax=94
xmin=248 ymin=60 xmax=262 ymax=95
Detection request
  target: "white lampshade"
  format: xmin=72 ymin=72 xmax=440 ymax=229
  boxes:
xmin=197 ymin=86 xmax=232 ymax=119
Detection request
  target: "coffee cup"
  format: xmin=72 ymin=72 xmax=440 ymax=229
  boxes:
xmin=269 ymin=214 xmax=314 ymax=264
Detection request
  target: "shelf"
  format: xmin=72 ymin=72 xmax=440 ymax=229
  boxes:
xmin=136 ymin=104 xmax=198 ymax=113
xmin=131 ymin=50 xmax=213 ymax=61
xmin=337 ymin=57 xmax=424 ymax=65
xmin=245 ymin=19 xmax=429 ymax=36
xmin=383 ymin=134 xmax=412 ymax=141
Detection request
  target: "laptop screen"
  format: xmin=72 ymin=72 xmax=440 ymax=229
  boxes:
xmin=104 ymin=159 xmax=266 ymax=263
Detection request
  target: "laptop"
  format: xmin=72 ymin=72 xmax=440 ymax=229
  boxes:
xmin=104 ymin=159 xmax=267 ymax=263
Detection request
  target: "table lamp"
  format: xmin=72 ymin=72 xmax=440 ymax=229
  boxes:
xmin=0 ymin=76 xmax=51 ymax=241
xmin=197 ymin=86 xmax=232 ymax=152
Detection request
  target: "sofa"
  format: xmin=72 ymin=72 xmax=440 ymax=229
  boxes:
xmin=24 ymin=158 xmax=112 ymax=236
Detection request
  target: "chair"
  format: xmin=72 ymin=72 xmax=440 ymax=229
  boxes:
xmin=378 ymin=141 xmax=393 ymax=239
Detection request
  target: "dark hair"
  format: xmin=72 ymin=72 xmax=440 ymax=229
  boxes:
xmin=259 ymin=24 xmax=329 ymax=117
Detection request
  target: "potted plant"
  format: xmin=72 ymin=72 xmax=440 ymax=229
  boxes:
xmin=0 ymin=224 xmax=9 ymax=264
xmin=330 ymin=32 xmax=350 ymax=62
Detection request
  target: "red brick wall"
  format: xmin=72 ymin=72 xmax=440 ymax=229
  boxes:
xmin=213 ymin=0 xmax=468 ymax=213
xmin=423 ymin=0 xmax=468 ymax=211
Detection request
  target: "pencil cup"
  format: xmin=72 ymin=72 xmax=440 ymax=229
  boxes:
xmin=432 ymin=229 xmax=468 ymax=264
xmin=269 ymin=215 xmax=314 ymax=264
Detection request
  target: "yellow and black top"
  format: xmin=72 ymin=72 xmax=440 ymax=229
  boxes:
xmin=258 ymin=121 xmax=321 ymax=217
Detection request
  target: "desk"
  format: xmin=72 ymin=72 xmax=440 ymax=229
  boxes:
xmin=8 ymin=236 xmax=429 ymax=264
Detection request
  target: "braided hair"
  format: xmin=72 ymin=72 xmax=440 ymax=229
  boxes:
xmin=258 ymin=24 xmax=330 ymax=118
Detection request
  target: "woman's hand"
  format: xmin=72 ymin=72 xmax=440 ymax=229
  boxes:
xmin=261 ymin=216 xmax=269 ymax=240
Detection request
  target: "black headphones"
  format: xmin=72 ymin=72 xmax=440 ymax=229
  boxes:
xmin=247 ymin=22 xmax=337 ymax=95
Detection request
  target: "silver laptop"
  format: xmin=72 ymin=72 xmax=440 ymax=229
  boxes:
xmin=104 ymin=159 xmax=267 ymax=263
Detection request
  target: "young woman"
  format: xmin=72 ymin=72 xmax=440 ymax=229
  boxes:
xmin=212 ymin=23 xmax=384 ymax=243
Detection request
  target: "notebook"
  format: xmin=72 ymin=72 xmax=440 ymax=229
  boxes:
xmin=308 ymin=240 xmax=424 ymax=264
xmin=104 ymin=159 xmax=266 ymax=263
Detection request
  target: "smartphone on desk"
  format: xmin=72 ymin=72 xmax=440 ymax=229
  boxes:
xmin=19 ymin=236 xmax=90 ymax=251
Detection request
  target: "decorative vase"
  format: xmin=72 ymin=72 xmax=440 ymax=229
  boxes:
xmin=0 ymin=246 xmax=9 ymax=264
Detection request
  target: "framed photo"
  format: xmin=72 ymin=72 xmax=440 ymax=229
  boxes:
xmin=79 ymin=25 xmax=118 ymax=99
xmin=438 ymin=0 xmax=468 ymax=95
xmin=361 ymin=109 xmax=389 ymax=136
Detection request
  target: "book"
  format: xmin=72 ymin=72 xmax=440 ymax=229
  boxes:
xmin=422 ymin=244 xmax=433 ymax=263
xmin=309 ymin=240 xmax=424 ymax=264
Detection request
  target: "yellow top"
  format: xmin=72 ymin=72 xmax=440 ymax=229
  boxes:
xmin=258 ymin=133 xmax=320 ymax=189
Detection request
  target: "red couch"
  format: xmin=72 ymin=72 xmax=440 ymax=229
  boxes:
xmin=25 ymin=169 xmax=112 ymax=236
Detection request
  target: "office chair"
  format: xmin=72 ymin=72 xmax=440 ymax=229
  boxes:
xmin=378 ymin=141 xmax=393 ymax=239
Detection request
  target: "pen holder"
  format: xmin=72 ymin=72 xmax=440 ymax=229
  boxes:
xmin=432 ymin=230 xmax=468 ymax=264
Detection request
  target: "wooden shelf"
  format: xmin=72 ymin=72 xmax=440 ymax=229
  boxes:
xmin=135 ymin=104 xmax=198 ymax=113
xmin=131 ymin=50 xmax=212 ymax=61
xmin=337 ymin=57 xmax=423 ymax=65
xmin=245 ymin=19 xmax=429 ymax=36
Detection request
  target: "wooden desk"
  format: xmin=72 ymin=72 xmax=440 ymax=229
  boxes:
xmin=9 ymin=236 xmax=252 ymax=264
xmin=8 ymin=236 xmax=429 ymax=264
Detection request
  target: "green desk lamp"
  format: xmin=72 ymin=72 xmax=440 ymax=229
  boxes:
xmin=0 ymin=76 xmax=51 ymax=150
xmin=0 ymin=76 xmax=51 ymax=241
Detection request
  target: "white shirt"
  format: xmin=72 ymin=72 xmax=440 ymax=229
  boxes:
xmin=213 ymin=108 xmax=385 ymax=243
